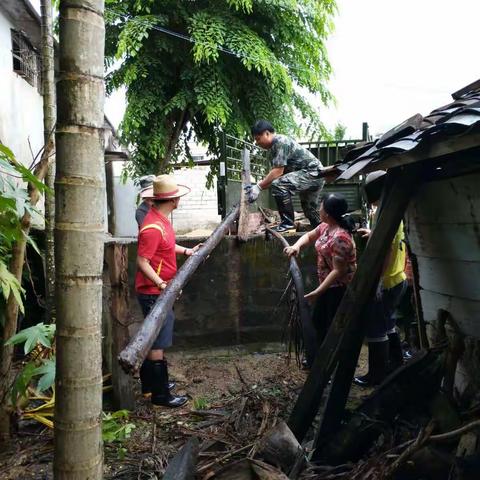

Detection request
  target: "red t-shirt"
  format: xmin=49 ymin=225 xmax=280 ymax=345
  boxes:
xmin=314 ymin=223 xmax=356 ymax=287
xmin=135 ymin=208 xmax=177 ymax=294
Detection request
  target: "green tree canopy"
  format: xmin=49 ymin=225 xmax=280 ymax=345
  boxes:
xmin=105 ymin=0 xmax=337 ymax=176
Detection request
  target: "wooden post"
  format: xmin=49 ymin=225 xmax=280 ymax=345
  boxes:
xmin=105 ymin=243 xmax=135 ymax=410
xmin=406 ymin=243 xmax=429 ymax=349
xmin=119 ymin=205 xmax=240 ymax=373
xmin=237 ymin=147 xmax=251 ymax=241
xmin=288 ymin=166 xmax=423 ymax=443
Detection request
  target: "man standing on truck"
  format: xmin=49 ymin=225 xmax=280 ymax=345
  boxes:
xmin=246 ymin=120 xmax=325 ymax=233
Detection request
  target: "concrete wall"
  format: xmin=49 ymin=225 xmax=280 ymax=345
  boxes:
xmin=0 ymin=8 xmax=43 ymax=169
xmin=406 ymin=170 xmax=480 ymax=401
xmin=102 ymin=235 xmax=318 ymax=351
xmin=110 ymin=162 xmax=221 ymax=237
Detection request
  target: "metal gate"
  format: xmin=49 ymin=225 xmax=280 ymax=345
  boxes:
xmin=217 ymin=126 xmax=369 ymax=218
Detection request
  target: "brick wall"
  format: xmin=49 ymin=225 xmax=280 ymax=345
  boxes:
xmin=171 ymin=166 xmax=221 ymax=234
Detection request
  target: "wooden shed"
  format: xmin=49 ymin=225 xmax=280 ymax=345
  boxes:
xmin=337 ymin=78 xmax=480 ymax=400
xmin=287 ymin=79 xmax=480 ymax=450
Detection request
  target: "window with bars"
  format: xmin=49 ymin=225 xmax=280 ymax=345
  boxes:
xmin=11 ymin=30 xmax=41 ymax=92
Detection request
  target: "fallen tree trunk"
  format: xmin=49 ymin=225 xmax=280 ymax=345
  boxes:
xmin=118 ymin=205 xmax=240 ymax=373
xmin=266 ymin=227 xmax=316 ymax=367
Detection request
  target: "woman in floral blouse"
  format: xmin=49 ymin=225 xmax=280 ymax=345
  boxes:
xmin=284 ymin=194 xmax=357 ymax=352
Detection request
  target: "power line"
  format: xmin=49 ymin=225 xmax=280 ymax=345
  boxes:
xmin=105 ymin=9 xmax=323 ymax=77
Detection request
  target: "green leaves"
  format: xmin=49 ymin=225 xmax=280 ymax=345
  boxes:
xmin=0 ymin=142 xmax=47 ymax=316
xmin=5 ymin=323 xmax=56 ymax=355
xmin=105 ymin=0 xmax=336 ymax=175
xmin=0 ymin=260 xmax=24 ymax=313
xmin=34 ymin=359 xmax=56 ymax=392
xmin=116 ymin=15 xmax=162 ymax=59
xmin=102 ymin=410 xmax=136 ymax=443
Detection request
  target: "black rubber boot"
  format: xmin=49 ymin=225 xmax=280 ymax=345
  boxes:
xmin=388 ymin=332 xmax=404 ymax=371
xmin=272 ymin=195 xmax=295 ymax=233
xmin=151 ymin=360 xmax=188 ymax=408
xmin=140 ymin=359 xmax=175 ymax=398
xmin=354 ymin=341 xmax=389 ymax=387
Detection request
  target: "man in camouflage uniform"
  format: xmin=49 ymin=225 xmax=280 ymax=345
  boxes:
xmin=246 ymin=120 xmax=325 ymax=232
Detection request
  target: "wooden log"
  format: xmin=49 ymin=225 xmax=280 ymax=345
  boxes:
xmin=105 ymin=243 xmax=135 ymax=410
xmin=256 ymin=420 xmax=303 ymax=473
xmin=265 ymin=227 xmax=316 ymax=366
xmin=163 ymin=437 xmax=199 ymax=480
xmin=317 ymin=348 xmax=446 ymax=465
xmin=118 ymin=205 xmax=240 ymax=374
xmin=288 ymin=166 xmax=423 ymax=443
xmin=237 ymin=147 xmax=251 ymax=242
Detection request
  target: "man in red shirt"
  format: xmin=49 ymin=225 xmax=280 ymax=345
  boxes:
xmin=136 ymin=175 xmax=201 ymax=407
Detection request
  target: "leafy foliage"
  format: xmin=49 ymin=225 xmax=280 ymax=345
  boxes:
xmin=105 ymin=0 xmax=337 ymax=177
xmin=5 ymin=322 xmax=56 ymax=355
xmin=0 ymin=142 xmax=48 ymax=317
xmin=6 ymin=322 xmax=56 ymax=407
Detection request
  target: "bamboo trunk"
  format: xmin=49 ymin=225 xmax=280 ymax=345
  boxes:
xmin=40 ymin=0 xmax=56 ymax=323
xmin=54 ymin=0 xmax=105 ymax=478
xmin=119 ymin=205 xmax=240 ymax=374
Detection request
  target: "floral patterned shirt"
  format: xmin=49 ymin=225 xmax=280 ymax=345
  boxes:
xmin=314 ymin=223 xmax=357 ymax=287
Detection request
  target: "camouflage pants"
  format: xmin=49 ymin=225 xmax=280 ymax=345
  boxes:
xmin=271 ymin=170 xmax=325 ymax=227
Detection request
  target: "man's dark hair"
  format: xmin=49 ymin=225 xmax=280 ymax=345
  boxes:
xmin=153 ymin=198 xmax=175 ymax=206
xmin=251 ymin=120 xmax=275 ymax=136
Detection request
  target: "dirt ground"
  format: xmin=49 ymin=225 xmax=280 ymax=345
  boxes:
xmin=0 ymin=345 xmax=370 ymax=479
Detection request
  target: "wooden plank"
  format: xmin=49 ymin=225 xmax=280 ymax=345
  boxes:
xmin=420 ymin=290 xmax=480 ymax=339
xmin=417 ymin=256 xmax=480 ymax=301
xmin=287 ymin=166 xmax=422 ymax=442
xmin=407 ymin=223 xmax=480 ymax=262
xmin=312 ymin=323 xmax=365 ymax=454
xmin=237 ymin=147 xmax=251 ymax=241
xmin=406 ymin=172 xmax=480 ymax=224
xmin=105 ymin=243 xmax=136 ymax=410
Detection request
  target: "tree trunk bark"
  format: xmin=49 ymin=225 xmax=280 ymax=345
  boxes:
xmin=0 ymin=238 xmax=27 ymax=441
xmin=54 ymin=1 xmax=105 ymax=478
xmin=161 ymin=109 xmax=188 ymax=171
xmin=41 ymin=0 xmax=56 ymax=323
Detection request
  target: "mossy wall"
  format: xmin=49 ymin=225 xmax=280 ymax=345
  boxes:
xmin=122 ymin=235 xmax=318 ymax=349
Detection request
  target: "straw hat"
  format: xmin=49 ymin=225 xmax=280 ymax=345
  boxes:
xmin=152 ymin=175 xmax=191 ymax=199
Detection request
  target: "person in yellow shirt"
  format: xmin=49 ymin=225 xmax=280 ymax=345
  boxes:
xmin=354 ymin=170 xmax=408 ymax=387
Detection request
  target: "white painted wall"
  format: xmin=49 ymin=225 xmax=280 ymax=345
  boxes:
xmin=110 ymin=162 xmax=220 ymax=237
xmin=0 ymin=9 xmax=44 ymax=169
xmin=406 ymin=171 xmax=480 ymax=395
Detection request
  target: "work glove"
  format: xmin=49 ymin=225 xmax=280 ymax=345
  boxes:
xmin=244 ymin=183 xmax=262 ymax=203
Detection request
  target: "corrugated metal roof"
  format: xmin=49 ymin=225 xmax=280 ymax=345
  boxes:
xmin=336 ymin=83 xmax=480 ymax=179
